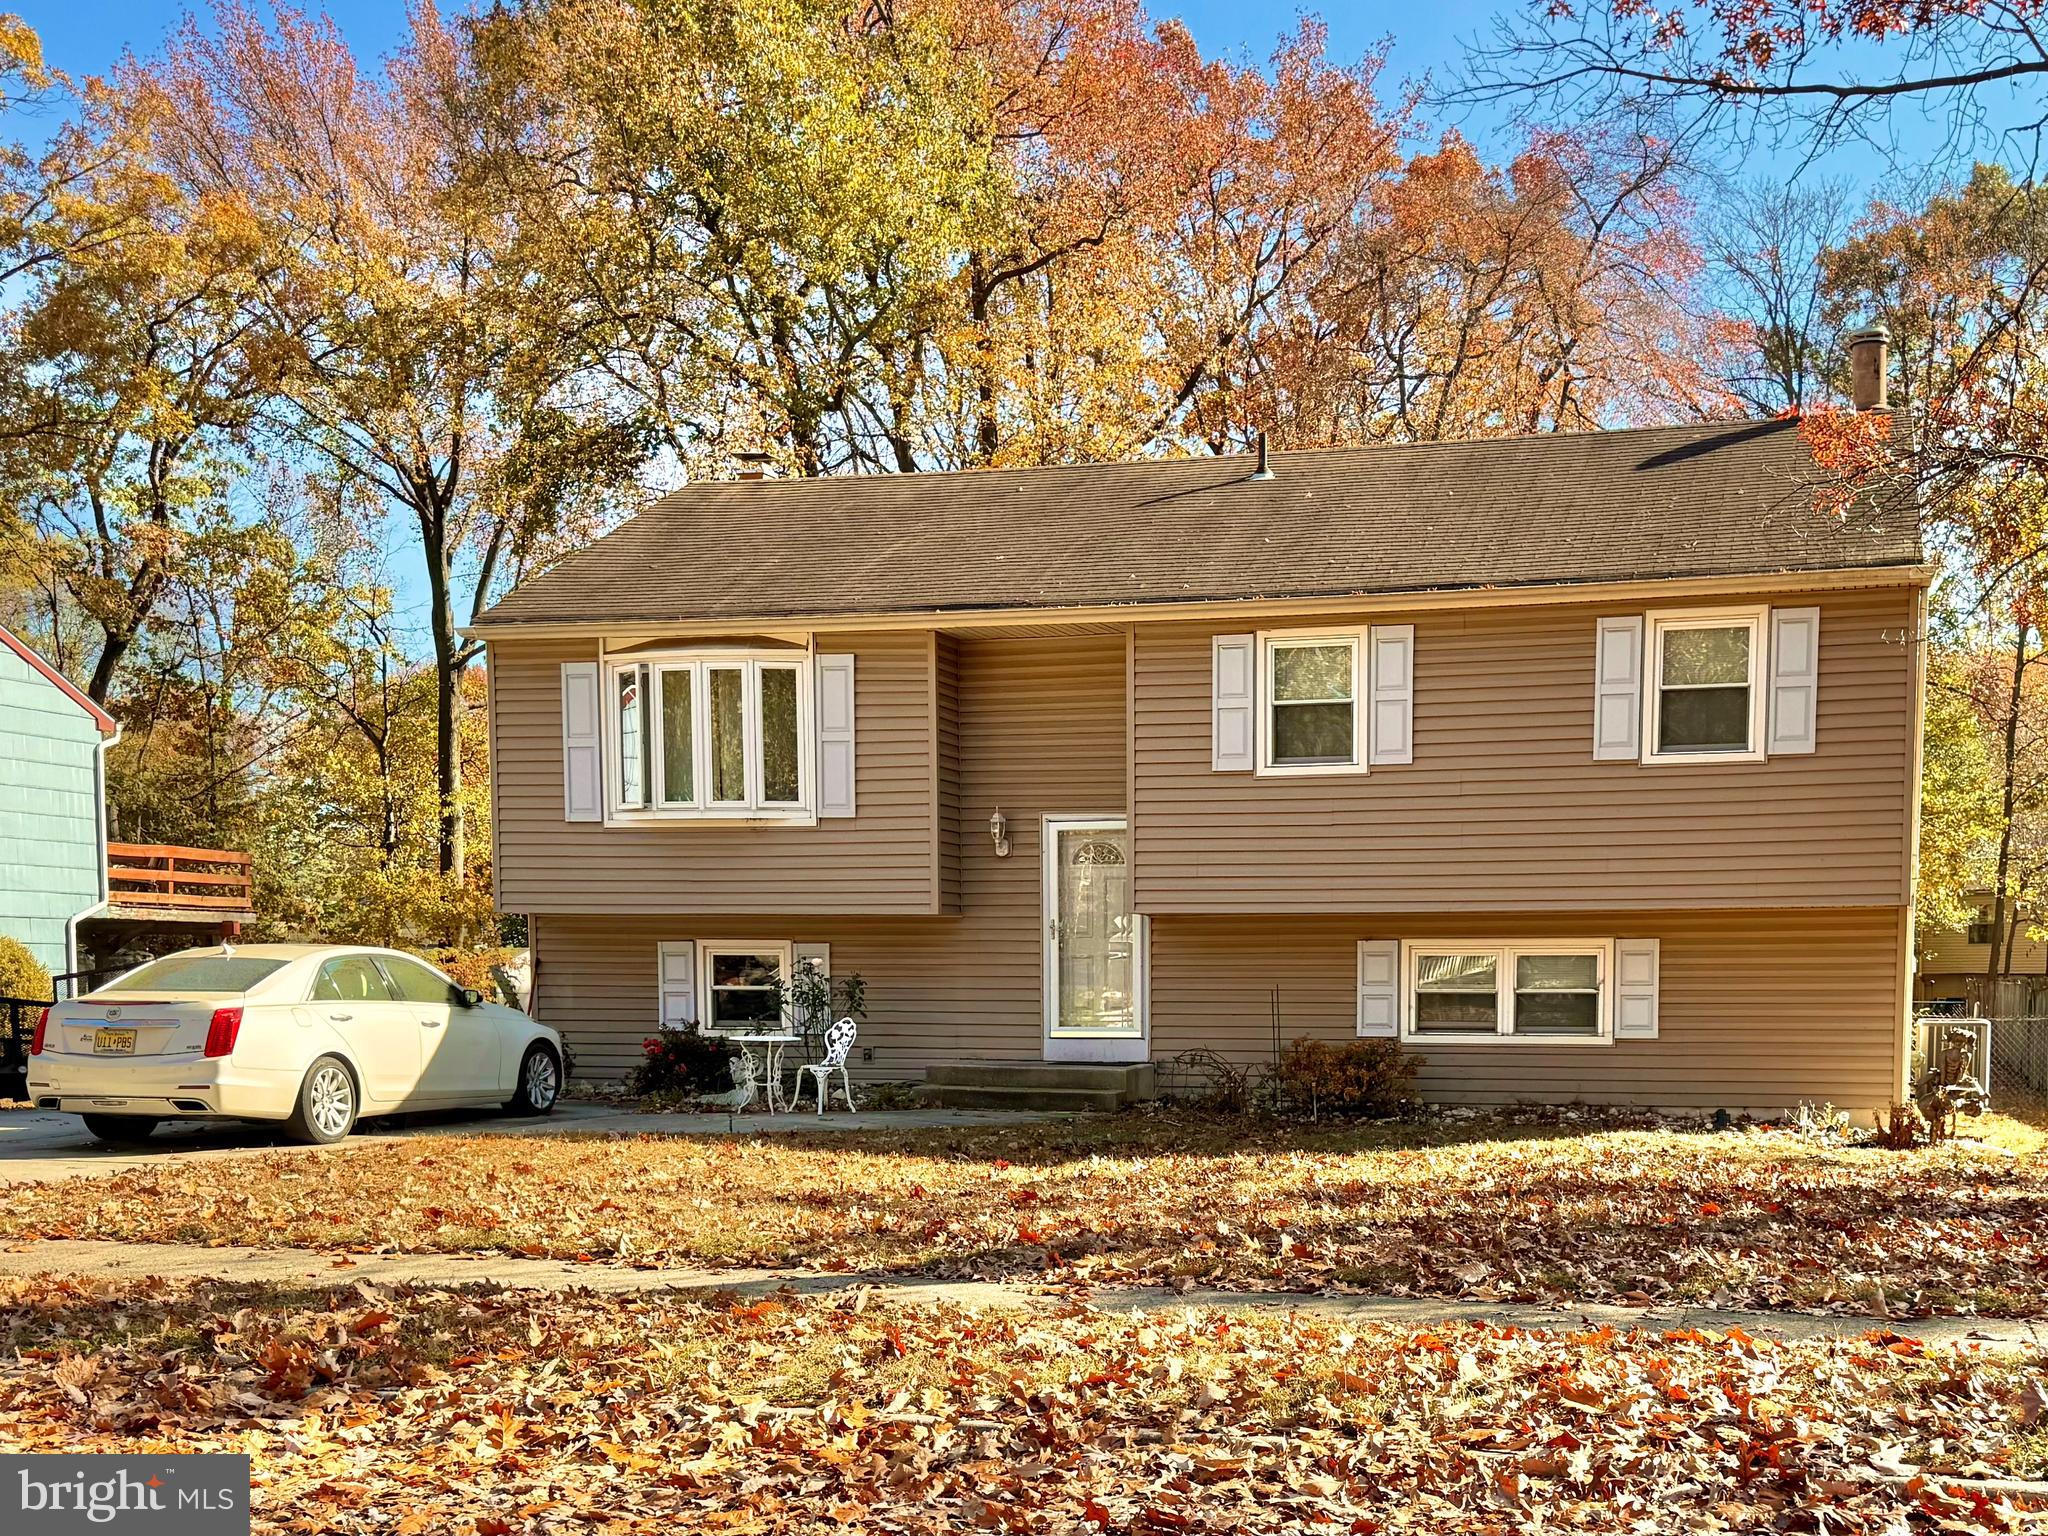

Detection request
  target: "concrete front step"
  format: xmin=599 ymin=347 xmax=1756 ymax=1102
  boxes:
xmin=924 ymin=1083 xmax=1130 ymax=1113
xmin=923 ymin=1060 xmax=1155 ymax=1112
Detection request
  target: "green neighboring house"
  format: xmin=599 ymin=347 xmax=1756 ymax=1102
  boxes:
xmin=0 ymin=625 xmax=116 ymax=978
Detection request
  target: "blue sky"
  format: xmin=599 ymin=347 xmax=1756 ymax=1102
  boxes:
xmin=31 ymin=0 xmax=1995 ymax=227
xmin=31 ymin=2 xmax=1445 ymax=83
xmin=27 ymin=2 xmax=1528 ymax=153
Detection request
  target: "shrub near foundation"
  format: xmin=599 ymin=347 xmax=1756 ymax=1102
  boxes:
xmin=630 ymin=1023 xmax=739 ymax=1096
xmin=1275 ymin=1036 xmax=1418 ymax=1118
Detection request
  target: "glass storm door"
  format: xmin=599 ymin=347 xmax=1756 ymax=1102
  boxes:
xmin=1045 ymin=819 xmax=1139 ymax=1038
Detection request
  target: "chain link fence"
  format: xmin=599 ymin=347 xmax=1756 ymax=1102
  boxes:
xmin=1984 ymin=1016 xmax=2048 ymax=1117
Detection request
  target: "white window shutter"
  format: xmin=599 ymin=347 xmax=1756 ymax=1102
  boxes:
xmin=1357 ymin=939 xmax=1400 ymax=1037
xmin=1592 ymin=616 xmax=1645 ymax=761
xmin=1367 ymin=623 xmax=1414 ymax=766
xmin=561 ymin=661 xmax=603 ymax=821
xmin=1212 ymin=634 xmax=1256 ymax=771
xmin=793 ymin=941 xmax=830 ymax=979
xmin=657 ymin=940 xmax=698 ymax=1029
xmin=1767 ymin=607 xmax=1820 ymax=755
xmin=1614 ymin=938 xmax=1660 ymax=1039
xmin=817 ymin=654 xmax=856 ymax=817
xmin=793 ymin=941 xmax=831 ymax=1029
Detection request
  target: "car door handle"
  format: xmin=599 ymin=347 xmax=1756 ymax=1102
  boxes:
xmin=328 ymin=1012 xmax=353 ymax=1022
xmin=420 ymin=1017 xmax=443 ymax=1028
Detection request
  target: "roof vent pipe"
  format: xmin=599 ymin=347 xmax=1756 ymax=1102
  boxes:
xmin=1847 ymin=324 xmax=1891 ymax=412
xmin=1249 ymin=430 xmax=1274 ymax=481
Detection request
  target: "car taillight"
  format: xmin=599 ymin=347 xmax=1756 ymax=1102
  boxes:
xmin=203 ymin=1007 xmax=242 ymax=1058
xmin=28 ymin=1008 xmax=48 ymax=1056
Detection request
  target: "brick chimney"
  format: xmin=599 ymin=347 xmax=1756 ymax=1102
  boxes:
xmin=1847 ymin=323 xmax=1890 ymax=412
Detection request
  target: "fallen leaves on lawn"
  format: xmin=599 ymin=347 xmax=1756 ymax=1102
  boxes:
xmin=1 ymin=1275 xmax=2045 ymax=1533
xmin=8 ymin=1113 xmax=2048 ymax=1317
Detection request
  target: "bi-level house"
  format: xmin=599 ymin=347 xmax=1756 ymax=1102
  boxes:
xmin=473 ymin=344 xmax=1926 ymax=1116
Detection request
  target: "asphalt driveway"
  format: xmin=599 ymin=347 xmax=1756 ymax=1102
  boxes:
xmin=0 ymin=1101 xmax=633 ymax=1184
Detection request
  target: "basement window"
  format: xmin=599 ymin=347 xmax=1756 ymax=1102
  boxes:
xmin=1404 ymin=942 xmax=1614 ymax=1043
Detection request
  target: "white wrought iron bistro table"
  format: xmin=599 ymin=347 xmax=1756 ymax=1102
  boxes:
xmin=731 ymin=1032 xmax=802 ymax=1113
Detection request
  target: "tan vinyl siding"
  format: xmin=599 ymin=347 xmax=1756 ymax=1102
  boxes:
xmin=933 ymin=633 xmax=961 ymax=914
xmin=1150 ymin=908 xmax=1904 ymax=1114
xmin=538 ymin=913 xmax=1025 ymax=1081
xmin=542 ymin=904 xmax=1903 ymax=1109
xmin=532 ymin=631 xmax=1127 ymax=1077
xmin=489 ymin=630 xmax=935 ymax=914
xmin=1132 ymin=587 xmax=1915 ymax=913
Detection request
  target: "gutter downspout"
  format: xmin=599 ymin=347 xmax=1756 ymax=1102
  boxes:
xmin=62 ymin=718 xmax=121 ymax=993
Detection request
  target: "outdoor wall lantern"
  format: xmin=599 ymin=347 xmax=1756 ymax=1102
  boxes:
xmin=989 ymin=808 xmax=1010 ymax=858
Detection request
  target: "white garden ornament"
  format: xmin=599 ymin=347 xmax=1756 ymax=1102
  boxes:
xmin=704 ymin=1046 xmax=758 ymax=1113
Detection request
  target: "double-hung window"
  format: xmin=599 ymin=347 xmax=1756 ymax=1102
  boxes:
xmin=608 ymin=651 xmax=812 ymax=820
xmin=1260 ymin=631 xmax=1363 ymax=773
xmin=1646 ymin=608 xmax=1766 ymax=764
xmin=700 ymin=943 xmax=790 ymax=1033
xmin=1404 ymin=941 xmax=1613 ymax=1042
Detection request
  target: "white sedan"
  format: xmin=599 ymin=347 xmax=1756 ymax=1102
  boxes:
xmin=27 ymin=943 xmax=565 ymax=1145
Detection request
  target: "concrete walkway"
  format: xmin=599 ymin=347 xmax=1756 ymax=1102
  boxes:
xmin=0 ymin=1103 xmax=1058 ymax=1186
xmin=6 ymin=1237 xmax=2044 ymax=1349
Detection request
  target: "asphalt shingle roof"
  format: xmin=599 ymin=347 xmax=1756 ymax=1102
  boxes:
xmin=477 ymin=418 xmax=1922 ymax=628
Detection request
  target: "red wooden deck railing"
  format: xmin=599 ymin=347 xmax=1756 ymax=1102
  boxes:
xmin=106 ymin=842 xmax=255 ymax=914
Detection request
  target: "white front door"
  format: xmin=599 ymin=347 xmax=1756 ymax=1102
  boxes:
xmin=1043 ymin=816 xmax=1147 ymax=1062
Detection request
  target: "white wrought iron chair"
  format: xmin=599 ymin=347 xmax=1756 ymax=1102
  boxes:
xmin=792 ymin=1016 xmax=858 ymax=1115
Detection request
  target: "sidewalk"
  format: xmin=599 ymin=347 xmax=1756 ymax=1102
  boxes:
xmin=7 ymin=1236 xmax=2044 ymax=1349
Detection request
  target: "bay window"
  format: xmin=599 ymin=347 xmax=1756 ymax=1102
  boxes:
xmin=607 ymin=651 xmax=813 ymax=820
xmin=1404 ymin=942 xmax=1613 ymax=1042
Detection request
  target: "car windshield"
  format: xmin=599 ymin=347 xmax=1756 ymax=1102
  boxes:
xmin=99 ymin=955 xmax=289 ymax=995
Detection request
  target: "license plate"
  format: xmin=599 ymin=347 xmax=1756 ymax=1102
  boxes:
xmin=92 ymin=1027 xmax=137 ymax=1055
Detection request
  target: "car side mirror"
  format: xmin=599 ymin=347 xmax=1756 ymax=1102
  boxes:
xmin=458 ymin=987 xmax=484 ymax=1009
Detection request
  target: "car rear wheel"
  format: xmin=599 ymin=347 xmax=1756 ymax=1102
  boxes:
xmin=286 ymin=1056 xmax=357 ymax=1144
xmin=80 ymin=1114 xmax=158 ymax=1146
xmin=506 ymin=1043 xmax=561 ymax=1116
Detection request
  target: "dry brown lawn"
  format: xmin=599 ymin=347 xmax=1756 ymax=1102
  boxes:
xmin=8 ymin=1111 xmax=2048 ymax=1318
xmin=2 ymin=1274 xmax=2044 ymax=1533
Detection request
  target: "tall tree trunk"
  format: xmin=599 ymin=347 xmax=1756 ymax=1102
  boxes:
xmin=378 ymin=652 xmax=398 ymax=859
xmin=86 ymin=626 xmax=134 ymax=705
xmin=1988 ymin=623 xmax=2032 ymax=985
xmin=420 ymin=505 xmax=465 ymax=882
xmin=969 ymin=259 xmax=999 ymax=464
